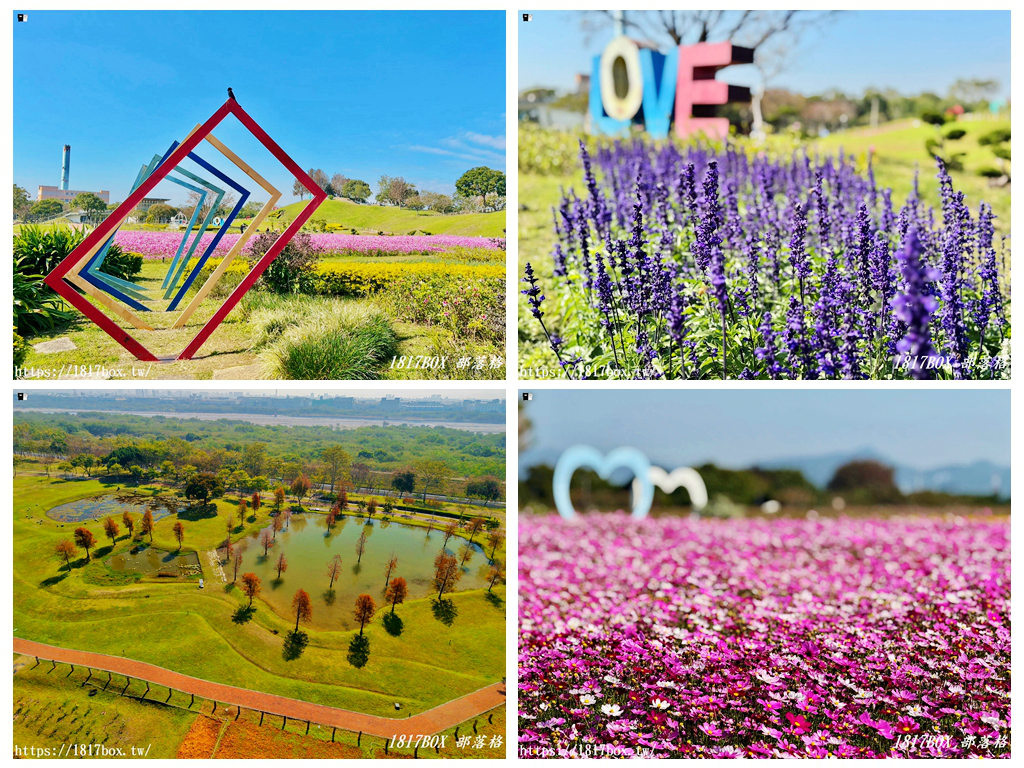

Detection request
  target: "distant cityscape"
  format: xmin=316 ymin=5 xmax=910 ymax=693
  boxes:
xmin=15 ymin=390 xmax=504 ymax=424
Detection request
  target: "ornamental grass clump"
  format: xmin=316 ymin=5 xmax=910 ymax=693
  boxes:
xmin=522 ymin=140 xmax=1009 ymax=380
xmin=518 ymin=513 xmax=1009 ymax=758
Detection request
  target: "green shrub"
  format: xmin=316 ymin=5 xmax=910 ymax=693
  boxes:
xmin=920 ymin=111 xmax=947 ymax=126
xmin=13 ymin=329 xmax=29 ymax=371
xmin=249 ymin=231 xmax=319 ymax=293
xmin=12 ymin=227 xmax=84 ymax=337
xmin=13 ymin=224 xmax=84 ymax=275
xmin=978 ymin=166 xmax=1005 ymax=178
xmin=943 ymin=127 xmax=967 ymax=140
xmin=979 ymin=127 xmax=1011 ymax=146
xmin=273 ymin=313 xmax=399 ymax=380
xmin=380 ymin=273 xmax=503 ymax=343
xmin=102 ymin=247 xmax=143 ymax=280
xmin=190 ymin=259 xmax=248 ymax=299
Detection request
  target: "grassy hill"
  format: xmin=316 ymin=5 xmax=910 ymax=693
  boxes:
xmin=811 ymin=117 xmax=1010 ymax=227
xmin=268 ymin=198 xmax=506 ymax=238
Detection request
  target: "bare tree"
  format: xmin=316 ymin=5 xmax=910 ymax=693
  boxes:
xmin=582 ymin=10 xmax=831 ymax=48
xmin=330 ymin=173 xmax=349 ymax=196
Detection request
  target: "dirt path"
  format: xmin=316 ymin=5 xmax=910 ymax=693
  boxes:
xmin=14 ymin=638 xmax=504 ymax=739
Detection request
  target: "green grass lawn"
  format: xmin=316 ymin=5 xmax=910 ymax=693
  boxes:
xmin=17 ymin=199 xmax=506 ymax=239
xmin=269 ymin=199 xmax=506 ymax=238
xmin=14 ymin=473 xmax=506 ymax=720
xmin=810 ymin=117 xmax=1010 ymax=228
xmin=12 ymin=659 xmax=505 ymax=758
xmin=13 ymin=659 xmax=199 ymax=758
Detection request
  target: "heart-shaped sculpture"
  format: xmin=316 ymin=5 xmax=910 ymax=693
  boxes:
xmin=553 ymin=445 xmax=654 ymax=520
xmin=632 ymin=466 xmax=708 ymax=514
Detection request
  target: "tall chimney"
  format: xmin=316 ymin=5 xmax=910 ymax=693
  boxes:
xmin=61 ymin=144 xmax=70 ymax=191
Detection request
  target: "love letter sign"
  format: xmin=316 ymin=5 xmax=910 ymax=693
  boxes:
xmin=590 ymin=36 xmax=753 ymax=141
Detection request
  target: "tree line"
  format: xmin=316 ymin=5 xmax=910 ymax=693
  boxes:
xmin=297 ymin=166 xmax=506 ymax=213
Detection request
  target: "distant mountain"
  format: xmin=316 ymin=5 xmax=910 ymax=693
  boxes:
xmin=760 ymin=448 xmax=1010 ymax=499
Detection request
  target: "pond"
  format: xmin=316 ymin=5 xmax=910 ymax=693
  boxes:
xmin=46 ymin=493 xmax=179 ymax=523
xmin=107 ymin=546 xmax=201 ymax=579
xmin=234 ymin=514 xmax=491 ymax=630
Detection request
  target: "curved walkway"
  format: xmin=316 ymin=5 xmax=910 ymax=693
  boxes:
xmin=14 ymin=638 xmax=504 ymax=739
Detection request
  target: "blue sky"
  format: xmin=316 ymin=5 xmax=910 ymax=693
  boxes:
xmin=14 ymin=11 xmax=505 ymax=204
xmin=520 ymin=390 xmax=1010 ymax=471
xmin=519 ymin=10 xmax=1010 ymax=99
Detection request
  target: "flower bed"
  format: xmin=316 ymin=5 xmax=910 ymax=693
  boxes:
xmin=518 ymin=513 xmax=1009 ymax=758
xmin=114 ymin=231 xmax=502 ymax=259
xmin=521 ymin=141 xmax=1009 ymax=380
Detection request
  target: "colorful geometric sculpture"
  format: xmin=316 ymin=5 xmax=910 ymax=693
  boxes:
xmin=43 ymin=97 xmax=326 ymax=361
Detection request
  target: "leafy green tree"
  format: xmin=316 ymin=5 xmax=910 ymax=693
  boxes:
xmin=416 ymin=459 xmax=448 ymax=503
xmin=72 ymin=192 xmax=108 ymax=217
xmin=340 ymin=178 xmax=371 ymax=203
xmin=321 ymin=445 xmax=351 ymax=492
xmin=228 ymin=469 xmax=251 ymax=499
xmin=29 ymin=199 xmax=64 ymax=221
xmin=184 ymin=472 xmax=224 ymax=507
xmin=241 ymin=443 xmax=267 ymax=476
xmin=391 ymin=469 xmax=415 ymax=495
xmin=455 ymin=167 xmax=505 ymax=209
xmin=145 ymin=203 xmax=178 ymax=223
xmin=239 ymin=200 xmax=265 ymax=218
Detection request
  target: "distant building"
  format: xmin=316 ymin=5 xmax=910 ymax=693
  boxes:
xmin=37 ymin=185 xmax=110 ymax=205
xmin=136 ymin=196 xmax=170 ymax=212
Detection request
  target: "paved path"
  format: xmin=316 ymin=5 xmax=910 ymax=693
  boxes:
xmin=14 ymin=638 xmax=504 ymax=739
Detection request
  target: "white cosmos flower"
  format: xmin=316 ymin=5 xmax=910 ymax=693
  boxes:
xmin=601 ymin=703 xmax=623 ymax=717
xmin=580 ymin=694 xmax=596 ymax=706
xmin=650 ymin=698 xmax=670 ymax=710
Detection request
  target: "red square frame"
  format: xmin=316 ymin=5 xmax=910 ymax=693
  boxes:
xmin=44 ymin=98 xmax=327 ymax=362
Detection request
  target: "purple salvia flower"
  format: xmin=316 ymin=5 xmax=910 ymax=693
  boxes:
xmin=891 ymin=229 xmax=938 ymax=380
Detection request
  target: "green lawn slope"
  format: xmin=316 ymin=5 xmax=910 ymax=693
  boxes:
xmin=269 ymin=199 xmax=506 ymax=238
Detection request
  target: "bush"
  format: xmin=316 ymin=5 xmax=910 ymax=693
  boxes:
xmin=249 ymin=231 xmax=320 ymax=293
xmin=978 ymin=166 xmax=1005 ymax=178
xmin=979 ymin=127 xmax=1011 ymax=146
xmin=13 ymin=224 xmax=84 ymax=276
xmin=190 ymin=258 xmax=248 ymax=299
xmin=13 ymin=329 xmax=29 ymax=370
xmin=13 ymin=254 xmax=74 ymax=336
xmin=380 ymin=273 xmax=503 ymax=343
xmin=274 ymin=314 xmax=399 ymax=379
xmin=102 ymin=247 xmax=143 ymax=280
xmin=920 ymin=111 xmax=947 ymax=126
xmin=943 ymin=127 xmax=967 ymax=140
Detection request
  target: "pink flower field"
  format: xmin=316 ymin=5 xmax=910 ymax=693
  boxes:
xmin=113 ymin=231 xmax=503 ymax=259
xmin=518 ymin=513 xmax=1009 ymax=758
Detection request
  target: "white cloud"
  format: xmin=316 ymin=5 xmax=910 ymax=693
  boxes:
xmin=402 ymin=131 xmax=506 ymax=167
xmin=463 ymin=132 xmax=506 ymax=151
